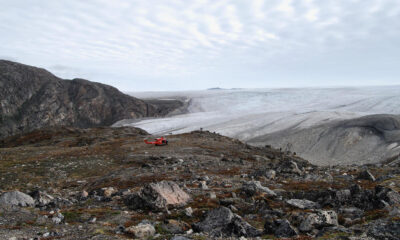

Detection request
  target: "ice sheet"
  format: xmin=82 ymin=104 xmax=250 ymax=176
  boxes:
xmin=118 ymin=86 xmax=400 ymax=141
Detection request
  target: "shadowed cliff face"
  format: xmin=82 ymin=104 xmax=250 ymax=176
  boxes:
xmin=0 ymin=60 xmax=180 ymax=139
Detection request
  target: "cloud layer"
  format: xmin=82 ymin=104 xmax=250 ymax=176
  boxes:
xmin=1 ymin=0 xmax=399 ymax=90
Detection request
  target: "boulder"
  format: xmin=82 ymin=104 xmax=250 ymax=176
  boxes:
xmin=299 ymin=210 xmax=338 ymax=232
xmin=125 ymin=223 xmax=155 ymax=238
xmin=386 ymin=191 xmax=400 ymax=205
xmin=338 ymin=207 xmax=364 ymax=220
xmin=184 ymin=207 xmax=193 ymax=217
xmin=160 ymin=219 xmax=190 ymax=234
xmin=192 ymin=207 xmax=261 ymax=237
xmin=230 ymin=215 xmax=262 ymax=237
xmin=241 ymin=181 xmax=276 ymax=197
xmin=124 ymin=181 xmax=190 ymax=211
xmin=265 ymin=170 xmax=276 ymax=180
xmin=263 ymin=215 xmax=278 ymax=235
xmin=192 ymin=207 xmax=234 ymax=236
xmin=251 ymin=169 xmax=276 ymax=180
xmin=29 ymin=190 xmax=54 ymax=207
xmin=208 ymin=192 xmax=217 ymax=199
xmin=52 ymin=212 xmax=64 ymax=224
xmin=366 ymin=219 xmax=400 ymax=239
xmin=80 ymin=190 xmax=89 ymax=200
xmin=274 ymin=219 xmax=298 ymax=238
xmin=101 ymin=187 xmax=118 ymax=198
xmin=375 ymin=185 xmax=400 ymax=206
xmin=335 ymin=189 xmax=351 ymax=203
xmin=350 ymin=184 xmax=363 ymax=195
xmin=0 ymin=191 xmax=35 ymax=207
xmin=286 ymin=199 xmax=320 ymax=209
xmin=388 ymin=206 xmax=400 ymax=217
xmin=200 ymin=181 xmax=208 ymax=190
xmin=278 ymin=160 xmax=302 ymax=175
xmin=357 ymin=170 xmax=376 ymax=181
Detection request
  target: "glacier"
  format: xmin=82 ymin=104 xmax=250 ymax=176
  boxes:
xmin=118 ymin=86 xmax=400 ymax=141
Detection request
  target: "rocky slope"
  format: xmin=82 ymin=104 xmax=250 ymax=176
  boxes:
xmin=249 ymin=114 xmax=400 ymax=166
xmin=0 ymin=60 xmax=183 ymax=139
xmin=122 ymin=87 xmax=400 ymax=165
xmin=0 ymin=126 xmax=399 ymax=239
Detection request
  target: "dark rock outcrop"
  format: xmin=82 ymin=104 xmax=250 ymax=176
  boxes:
xmin=0 ymin=60 xmax=179 ymax=139
xmin=193 ymin=207 xmax=261 ymax=237
xmin=274 ymin=219 xmax=298 ymax=238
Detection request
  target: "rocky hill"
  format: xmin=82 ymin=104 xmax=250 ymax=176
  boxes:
xmin=0 ymin=127 xmax=399 ymax=239
xmin=249 ymin=114 xmax=400 ymax=166
xmin=0 ymin=60 xmax=183 ymax=139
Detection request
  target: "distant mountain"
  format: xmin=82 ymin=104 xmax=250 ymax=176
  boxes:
xmin=207 ymin=87 xmax=224 ymax=90
xmin=0 ymin=60 xmax=181 ymax=139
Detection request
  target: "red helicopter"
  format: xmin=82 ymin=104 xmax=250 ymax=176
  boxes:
xmin=144 ymin=137 xmax=168 ymax=146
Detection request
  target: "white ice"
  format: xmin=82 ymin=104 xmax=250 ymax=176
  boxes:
xmin=118 ymin=86 xmax=400 ymax=141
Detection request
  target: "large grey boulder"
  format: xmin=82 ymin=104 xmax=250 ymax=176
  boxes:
xmin=241 ymin=181 xmax=276 ymax=197
xmin=193 ymin=206 xmax=233 ymax=236
xmin=299 ymin=210 xmax=338 ymax=232
xmin=0 ymin=191 xmax=35 ymax=207
xmin=193 ymin=207 xmax=261 ymax=237
xmin=124 ymin=181 xmax=190 ymax=211
xmin=286 ymin=199 xmax=320 ymax=209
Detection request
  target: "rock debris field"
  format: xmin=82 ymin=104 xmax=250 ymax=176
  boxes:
xmin=0 ymin=126 xmax=399 ymax=239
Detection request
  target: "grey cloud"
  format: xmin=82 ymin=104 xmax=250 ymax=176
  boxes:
xmin=0 ymin=0 xmax=399 ymax=90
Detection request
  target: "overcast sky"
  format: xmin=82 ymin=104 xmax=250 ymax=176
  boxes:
xmin=1 ymin=0 xmax=400 ymax=91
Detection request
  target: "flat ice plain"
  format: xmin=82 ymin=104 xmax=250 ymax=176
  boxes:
xmin=116 ymin=86 xmax=400 ymax=165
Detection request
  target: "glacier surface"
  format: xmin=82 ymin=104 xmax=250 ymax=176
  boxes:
xmin=118 ymin=86 xmax=400 ymax=141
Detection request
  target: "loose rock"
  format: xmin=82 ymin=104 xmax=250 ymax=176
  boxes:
xmin=241 ymin=181 xmax=276 ymax=197
xmin=29 ymin=190 xmax=54 ymax=207
xmin=357 ymin=170 xmax=376 ymax=181
xmin=125 ymin=223 xmax=155 ymax=238
xmin=286 ymin=199 xmax=320 ymax=209
xmin=193 ymin=207 xmax=261 ymax=237
xmin=0 ymin=191 xmax=35 ymax=207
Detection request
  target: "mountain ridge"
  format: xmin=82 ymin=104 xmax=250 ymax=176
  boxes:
xmin=0 ymin=60 xmax=182 ymax=139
